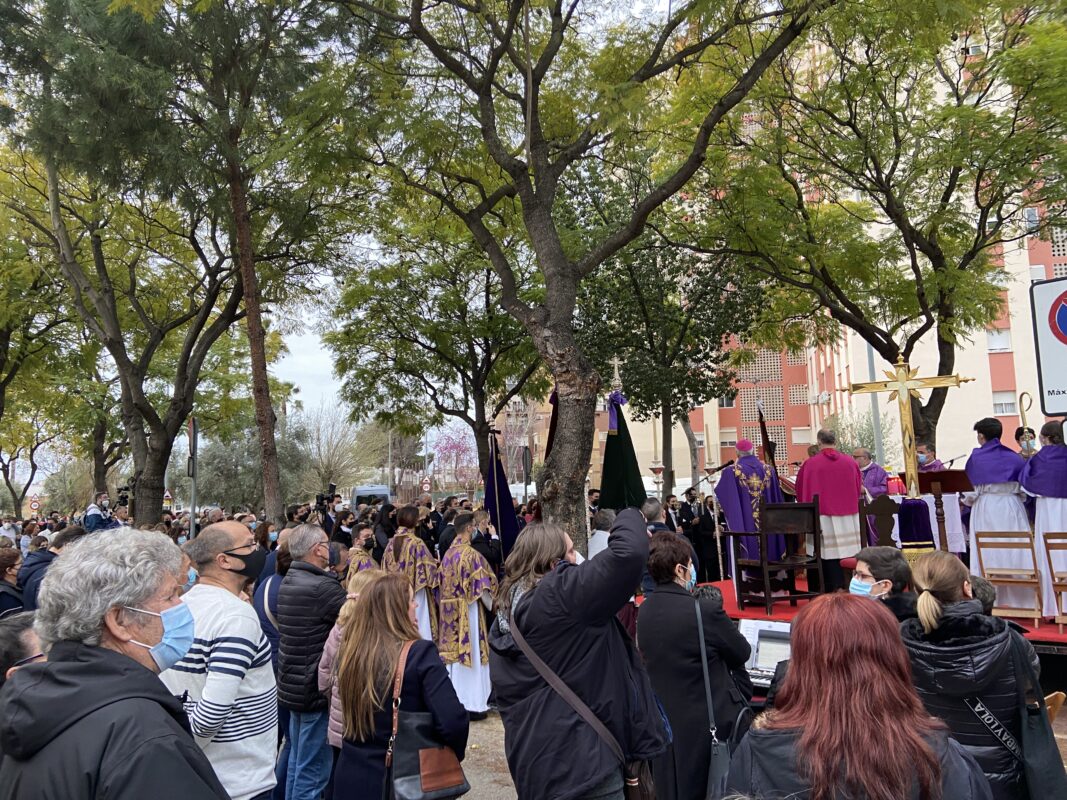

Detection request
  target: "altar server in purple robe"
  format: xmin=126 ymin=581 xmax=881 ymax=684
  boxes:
xmin=1021 ymin=420 xmax=1067 ymax=617
xmin=795 ymin=429 xmax=863 ymax=592
xmin=714 ymin=439 xmax=786 ymax=577
xmin=964 ymin=417 xmax=1029 ymax=610
xmin=916 ymin=442 xmax=945 ymax=472
xmin=854 ymin=447 xmax=889 ymax=545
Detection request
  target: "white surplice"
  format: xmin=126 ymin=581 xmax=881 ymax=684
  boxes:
xmin=445 ymin=599 xmax=492 ymax=713
xmin=414 ymin=587 xmax=434 ymax=641
xmin=1029 ymin=495 xmax=1067 ymax=617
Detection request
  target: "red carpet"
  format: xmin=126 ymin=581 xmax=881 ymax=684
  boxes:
xmin=707 ymin=579 xmax=1067 ymax=649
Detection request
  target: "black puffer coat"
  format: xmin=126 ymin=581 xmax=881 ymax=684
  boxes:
xmin=901 ymin=599 xmax=1038 ymax=800
xmin=277 ymin=560 xmax=347 ymax=712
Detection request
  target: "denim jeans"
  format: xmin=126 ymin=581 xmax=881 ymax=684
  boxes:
xmin=285 ymin=709 xmax=332 ymax=800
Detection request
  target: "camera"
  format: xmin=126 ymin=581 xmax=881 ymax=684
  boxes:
xmin=116 ymin=485 xmax=130 ymax=508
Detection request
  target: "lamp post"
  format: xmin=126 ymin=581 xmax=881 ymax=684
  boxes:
xmin=650 ymin=461 xmax=664 ymax=497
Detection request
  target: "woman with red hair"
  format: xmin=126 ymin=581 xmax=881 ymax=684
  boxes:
xmin=726 ymin=593 xmax=991 ymax=800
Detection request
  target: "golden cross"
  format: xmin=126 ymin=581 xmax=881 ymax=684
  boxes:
xmin=608 ymin=355 xmax=624 ymax=392
xmin=849 ymin=357 xmax=974 ymax=498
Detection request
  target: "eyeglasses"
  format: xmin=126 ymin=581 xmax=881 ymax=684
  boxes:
xmin=223 ymin=541 xmax=257 ymax=555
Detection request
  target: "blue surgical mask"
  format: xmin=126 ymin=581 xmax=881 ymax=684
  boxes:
xmin=183 ymin=568 xmax=197 ymax=593
xmin=686 ymin=563 xmax=697 ymax=592
xmin=849 ymin=576 xmax=873 ymax=597
xmin=250 ymin=521 xmax=258 ymax=530
xmin=177 ymin=535 xmax=188 ymax=545
xmin=268 ymin=530 xmax=279 ymax=543
xmin=125 ymin=602 xmax=196 ymax=671
xmin=917 ymin=454 xmax=928 ymax=465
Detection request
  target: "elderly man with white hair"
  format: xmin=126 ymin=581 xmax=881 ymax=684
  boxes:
xmin=0 ymin=528 xmax=229 ymax=799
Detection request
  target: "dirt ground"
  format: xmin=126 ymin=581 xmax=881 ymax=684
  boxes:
xmin=463 ymin=711 xmax=517 ymax=800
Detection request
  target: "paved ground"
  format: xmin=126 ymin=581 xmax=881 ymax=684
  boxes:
xmin=464 ymin=711 xmax=517 ymax=800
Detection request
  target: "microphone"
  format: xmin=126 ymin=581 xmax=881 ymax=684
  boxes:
xmin=944 ymin=455 xmax=966 ymax=468
xmin=709 ymin=459 xmax=735 ymax=474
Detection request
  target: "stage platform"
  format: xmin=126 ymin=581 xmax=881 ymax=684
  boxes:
xmin=708 ymin=580 xmax=1067 ymax=655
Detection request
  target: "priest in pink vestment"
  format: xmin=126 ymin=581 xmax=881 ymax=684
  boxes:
xmin=795 ymin=429 xmax=864 ymax=592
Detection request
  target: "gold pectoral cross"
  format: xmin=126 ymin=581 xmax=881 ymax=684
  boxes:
xmin=849 ymin=357 xmax=974 ymax=498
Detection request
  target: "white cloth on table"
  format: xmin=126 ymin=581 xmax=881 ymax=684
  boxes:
xmin=446 ymin=601 xmax=492 ymax=713
xmin=414 ymin=587 xmax=434 ymax=642
xmin=888 ymin=494 xmax=966 ymax=553
xmin=810 ymin=513 xmax=862 ymax=560
xmin=967 ymin=482 xmax=1034 ymax=612
xmin=1029 ymin=496 xmax=1067 ymax=617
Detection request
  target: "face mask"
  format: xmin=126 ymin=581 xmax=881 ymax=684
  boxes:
xmin=362 ymin=537 xmax=375 ymax=551
xmin=101 ymin=500 xmax=110 ymax=509
xmin=183 ymin=568 xmax=197 ymax=592
xmin=917 ymin=454 xmax=927 ymax=465
xmin=341 ymin=524 xmax=352 ymax=534
xmin=268 ymin=530 xmax=279 ymax=543
xmin=849 ymin=576 xmax=876 ymax=597
xmin=249 ymin=521 xmax=258 ymax=530
xmin=177 ymin=535 xmax=188 ymax=545
xmin=1021 ymin=440 xmax=1036 ymax=453
xmin=685 ymin=563 xmax=697 ymax=592
xmin=224 ymin=546 xmax=268 ymax=580
xmin=334 ymin=503 xmax=343 ymax=512
xmin=126 ymin=603 xmax=195 ymax=671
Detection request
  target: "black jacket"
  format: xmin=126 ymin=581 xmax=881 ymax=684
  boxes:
xmin=0 ymin=583 xmax=23 ymax=620
xmin=277 ymin=560 xmax=347 ymax=712
xmin=489 ymin=508 xmax=668 ymax=800
xmin=901 ymin=600 xmax=1036 ymax=800
xmin=678 ymin=501 xmax=700 ymax=537
xmin=0 ymin=641 xmax=228 ymax=799
xmin=15 ymin=550 xmax=55 ymax=611
xmin=726 ymin=726 xmax=992 ymax=800
xmin=637 ymin=582 xmax=752 ymax=800
xmin=470 ymin=530 xmax=502 ymax=575
xmin=438 ymin=524 xmax=456 ymax=556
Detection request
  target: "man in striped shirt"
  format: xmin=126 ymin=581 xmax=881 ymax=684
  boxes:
xmin=161 ymin=522 xmax=277 ymax=800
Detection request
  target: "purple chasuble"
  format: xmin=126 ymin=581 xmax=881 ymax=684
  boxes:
xmin=919 ymin=458 xmax=945 ymax=472
xmin=1021 ymin=444 xmax=1067 ymax=498
xmin=861 ymin=462 xmax=889 ymax=498
xmin=965 ymin=439 xmax=1024 ymax=486
xmin=714 ymin=455 xmax=787 ymax=562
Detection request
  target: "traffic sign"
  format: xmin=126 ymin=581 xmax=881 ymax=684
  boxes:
xmin=163 ymin=490 xmax=173 ymax=510
xmin=29 ymin=493 xmax=40 ymax=512
xmin=420 ymin=477 xmax=432 ymax=493
xmin=1030 ymin=277 xmax=1067 ymax=415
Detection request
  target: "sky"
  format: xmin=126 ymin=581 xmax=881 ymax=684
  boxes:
xmin=275 ymin=329 xmax=336 ymax=410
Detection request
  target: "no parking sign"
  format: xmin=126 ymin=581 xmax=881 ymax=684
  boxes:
xmin=1030 ymin=276 xmax=1067 ymax=416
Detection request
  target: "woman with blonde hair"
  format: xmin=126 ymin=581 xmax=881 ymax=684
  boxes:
xmin=902 ymin=550 xmax=1060 ymax=799
xmin=331 ymin=572 xmax=467 ymax=798
xmin=318 ymin=567 xmax=384 ymax=799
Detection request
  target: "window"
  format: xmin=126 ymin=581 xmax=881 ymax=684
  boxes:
xmin=1023 ymin=207 xmax=1040 ymax=233
xmin=1030 ymin=265 xmax=1047 ymax=283
xmin=719 ymin=428 xmax=738 ymax=448
xmin=791 ymin=427 xmax=812 ymax=445
xmin=718 ymin=395 xmax=736 ymax=409
xmin=986 ymin=329 xmax=1012 ymax=353
xmin=694 ymin=432 xmax=706 ymax=450
xmin=992 ymin=391 xmax=1017 ymax=415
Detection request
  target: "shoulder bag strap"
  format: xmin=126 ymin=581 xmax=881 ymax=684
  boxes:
xmin=508 ymin=612 xmax=626 ymax=766
xmin=962 ymin=631 xmax=1029 ymax=763
xmin=694 ymin=599 xmax=719 ymax=741
xmin=385 ymin=640 xmax=416 ymax=768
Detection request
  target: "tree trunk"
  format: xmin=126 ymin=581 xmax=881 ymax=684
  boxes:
xmin=472 ymin=419 xmax=492 ymax=484
xmin=92 ymin=418 xmax=109 ymax=493
xmin=679 ymin=413 xmax=701 ymax=493
xmin=134 ymin=436 xmax=173 ymax=527
xmin=660 ymin=400 xmax=674 ymax=502
xmin=227 ymin=163 xmax=284 ymax=528
xmin=531 ymin=321 xmax=599 ymax=554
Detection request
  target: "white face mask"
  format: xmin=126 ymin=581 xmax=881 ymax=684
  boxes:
xmin=101 ymin=500 xmax=110 ymax=509
xmin=334 ymin=503 xmax=343 ymax=512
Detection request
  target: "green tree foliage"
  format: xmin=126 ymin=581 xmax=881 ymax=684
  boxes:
xmin=341 ymin=0 xmax=837 ymax=540
xmin=325 ymin=205 xmax=545 ymax=476
xmin=577 ymin=236 xmax=760 ymax=495
xmin=676 ymin=0 xmax=1067 ymax=445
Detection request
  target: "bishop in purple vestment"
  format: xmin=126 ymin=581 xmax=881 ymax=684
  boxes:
xmin=853 ymin=448 xmax=889 ymax=498
xmin=715 ymin=440 xmax=787 ymax=572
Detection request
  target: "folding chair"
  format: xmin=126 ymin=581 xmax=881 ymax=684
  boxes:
xmin=973 ymin=531 xmax=1043 ymax=625
xmin=1042 ymin=532 xmax=1067 ymax=633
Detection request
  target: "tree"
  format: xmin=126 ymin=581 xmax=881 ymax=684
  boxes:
xmin=824 ymin=407 xmax=902 ymax=468
xmin=291 ymin=402 xmax=365 ymax=495
xmin=42 ymin=457 xmax=97 ymax=517
xmin=1 ymin=153 xmax=245 ymax=526
xmin=342 ymin=0 xmax=837 ymax=542
xmin=577 ymin=236 xmax=759 ymax=497
xmin=325 ymin=209 xmax=544 ymax=477
xmin=434 ymin=423 xmax=481 ymax=497
xmin=682 ymin=0 xmax=1067 ymax=445
xmin=0 ymin=395 xmax=63 ymax=515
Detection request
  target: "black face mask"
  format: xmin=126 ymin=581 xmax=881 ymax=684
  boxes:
xmin=224 ymin=546 xmax=268 ymax=580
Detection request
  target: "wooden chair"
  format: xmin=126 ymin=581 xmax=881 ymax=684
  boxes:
xmin=1046 ymin=691 xmax=1066 ymax=724
xmin=1041 ymin=532 xmax=1067 ymax=633
xmin=861 ymin=493 xmax=900 ymax=549
xmin=973 ymin=531 xmax=1043 ymax=625
xmin=732 ymin=500 xmax=824 ymax=616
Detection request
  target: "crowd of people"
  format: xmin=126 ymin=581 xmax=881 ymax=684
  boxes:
xmin=0 ymin=420 xmax=1064 ymax=800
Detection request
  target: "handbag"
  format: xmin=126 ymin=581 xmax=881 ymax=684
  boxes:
xmin=384 ymin=641 xmax=470 ymax=800
xmin=694 ymin=599 xmax=732 ymax=800
xmin=1008 ymin=631 xmax=1067 ymax=798
xmin=508 ymin=613 xmax=655 ymax=800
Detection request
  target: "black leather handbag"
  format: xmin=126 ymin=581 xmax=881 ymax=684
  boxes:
xmin=384 ymin=641 xmax=470 ymax=800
